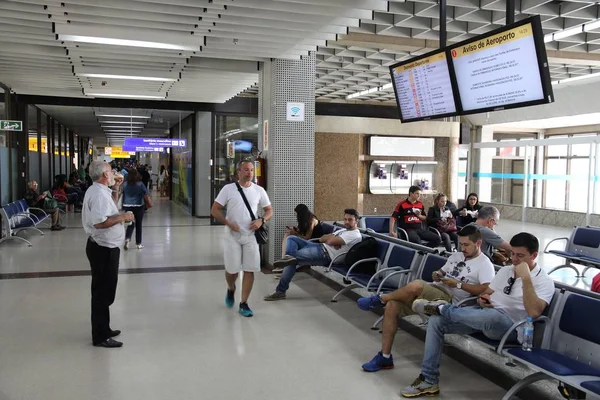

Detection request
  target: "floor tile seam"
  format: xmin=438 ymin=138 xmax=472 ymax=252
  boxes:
xmin=0 ymin=265 xmax=225 ymax=280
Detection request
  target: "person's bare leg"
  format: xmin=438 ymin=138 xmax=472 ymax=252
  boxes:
xmin=241 ymin=271 xmax=254 ymax=303
xmin=380 ymin=281 xmax=424 ymax=304
xmin=225 ymin=271 xmax=238 ymax=291
xmin=382 ymin=301 xmax=402 ymax=354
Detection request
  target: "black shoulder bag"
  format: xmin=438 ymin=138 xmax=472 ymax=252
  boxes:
xmin=235 ymin=182 xmax=269 ymax=245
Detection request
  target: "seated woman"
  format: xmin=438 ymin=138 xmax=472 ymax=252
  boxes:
xmin=456 ymin=192 xmax=482 ymax=227
xmin=274 ymin=204 xmax=324 ymax=273
xmin=427 ymin=193 xmax=459 ymax=252
xmin=24 ymin=180 xmax=64 ymax=231
xmin=52 ymin=176 xmax=81 ymax=212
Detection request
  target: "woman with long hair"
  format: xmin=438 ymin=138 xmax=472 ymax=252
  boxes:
xmin=280 ymin=203 xmax=324 ymax=259
xmin=427 ymin=193 xmax=458 ymax=252
xmin=159 ymin=165 xmax=169 ymax=197
xmin=456 ymin=192 xmax=482 ymax=227
xmin=122 ymin=169 xmax=153 ymax=250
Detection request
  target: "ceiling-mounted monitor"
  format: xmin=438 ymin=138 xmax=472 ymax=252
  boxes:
xmin=447 ymin=15 xmax=554 ymax=115
xmin=389 ymin=50 xmax=459 ymax=123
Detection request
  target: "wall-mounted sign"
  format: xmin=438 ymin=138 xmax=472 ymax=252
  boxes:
xmin=0 ymin=120 xmax=23 ymax=131
xmin=105 ymin=146 xmax=134 ymax=158
xmin=286 ymin=102 xmax=305 ymax=122
xmin=263 ymin=120 xmax=269 ymax=151
xmin=28 ymin=138 xmax=48 ymax=153
xmin=123 ymin=138 xmax=187 ymax=148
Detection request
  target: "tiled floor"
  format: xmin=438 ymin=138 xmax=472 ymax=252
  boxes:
xmin=0 ymin=195 xmax=592 ymax=400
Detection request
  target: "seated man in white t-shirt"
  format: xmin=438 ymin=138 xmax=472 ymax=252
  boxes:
xmin=400 ymin=232 xmax=555 ymax=398
xmin=264 ymin=209 xmax=363 ymax=301
xmin=358 ymin=225 xmax=495 ymax=373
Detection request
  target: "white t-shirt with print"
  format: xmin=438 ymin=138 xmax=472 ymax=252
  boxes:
xmin=324 ymin=229 xmax=362 ymax=261
xmin=214 ymin=182 xmax=271 ymax=236
xmin=489 ymin=264 xmax=555 ymax=324
xmin=431 ymin=251 xmax=496 ymax=303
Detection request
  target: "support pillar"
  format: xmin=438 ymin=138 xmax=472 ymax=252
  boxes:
xmin=259 ymin=53 xmax=316 ymax=265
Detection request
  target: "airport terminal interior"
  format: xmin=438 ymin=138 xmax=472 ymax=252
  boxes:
xmin=1 ymin=1 xmax=600 ymax=399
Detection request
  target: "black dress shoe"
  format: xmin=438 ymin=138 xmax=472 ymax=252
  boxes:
xmin=93 ymin=338 xmax=123 ymax=348
xmin=109 ymin=330 xmax=121 ymax=338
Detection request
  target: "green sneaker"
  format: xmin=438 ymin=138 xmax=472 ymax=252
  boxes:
xmin=400 ymin=375 xmax=440 ymax=397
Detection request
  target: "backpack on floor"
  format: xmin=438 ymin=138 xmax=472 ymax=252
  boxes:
xmin=345 ymin=237 xmax=379 ymax=274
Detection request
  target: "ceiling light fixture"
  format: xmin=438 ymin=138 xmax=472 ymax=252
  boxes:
xmin=95 ymin=114 xmax=151 ymax=118
xmin=86 ymin=93 xmax=165 ymax=100
xmin=552 ymin=72 xmax=600 ymax=85
xmin=99 ymin=121 xmax=146 ymax=124
xmin=58 ymin=34 xmax=200 ymax=51
xmin=78 ymin=73 xmax=177 ymax=82
xmin=544 ymin=18 xmax=600 ymax=43
xmin=101 ymin=126 xmax=145 ymax=129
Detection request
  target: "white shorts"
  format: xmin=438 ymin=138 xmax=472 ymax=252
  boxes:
xmin=223 ymin=231 xmax=261 ymax=274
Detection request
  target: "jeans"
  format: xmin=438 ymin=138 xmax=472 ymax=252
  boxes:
xmin=124 ymin=206 xmax=145 ymax=245
xmin=86 ymin=238 xmax=120 ymax=344
xmin=441 ymin=231 xmax=459 ymax=252
xmin=276 ymin=236 xmax=330 ymax=293
xmin=421 ymin=305 xmax=515 ymax=384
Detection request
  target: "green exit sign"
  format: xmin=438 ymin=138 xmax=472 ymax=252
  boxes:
xmin=0 ymin=120 xmax=23 ymax=131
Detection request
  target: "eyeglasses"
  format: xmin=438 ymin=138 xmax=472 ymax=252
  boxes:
xmin=503 ymin=277 xmax=516 ymax=295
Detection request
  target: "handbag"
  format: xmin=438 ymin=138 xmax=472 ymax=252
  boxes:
xmin=235 ymin=182 xmax=268 ymax=244
xmin=436 ymin=216 xmax=458 ymax=233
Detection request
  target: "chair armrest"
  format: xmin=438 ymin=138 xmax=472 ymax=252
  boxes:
xmin=496 ymin=315 xmax=551 ymax=355
xmin=326 ymin=251 xmax=349 ymax=271
xmin=428 ymin=227 xmax=442 ymax=240
xmin=365 ymin=266 xmax=407 ymax=288
xmin=456 ymin=296 xmax=479 ymax=307
xmin=396 ymin=227 xmax=408 ymax=241
xmin=377 ymin=270 xmax=413 ymax=293
xmin=543 ymin=237 xmax=569 ymax=253
xmin=345 ymin=258 xmax=381 ymax=279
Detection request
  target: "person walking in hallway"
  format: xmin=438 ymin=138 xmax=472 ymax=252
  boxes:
xmin=82 ymin=161 xmax=135 ymax=348
xmin=122 ymin=169 xmax=152 ymax=250
xmin=211 ymin=160 xmax=273 ymax=317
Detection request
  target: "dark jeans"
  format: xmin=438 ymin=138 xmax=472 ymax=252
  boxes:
xmin=441 ymin=231 xmax=459 ymax=252
xmin=86 ymin=238 xmax=120 ymax=344
xmin=124 ymin=206 xmax=145 ymax=245
xmin=406 ymin=229 xmax=441 ymax=248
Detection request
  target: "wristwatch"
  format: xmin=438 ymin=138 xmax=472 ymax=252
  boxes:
xmin=456 ymin=282 xmax=463 ymax=289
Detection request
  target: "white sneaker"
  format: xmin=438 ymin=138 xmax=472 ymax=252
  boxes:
xmin=136 ymin=244 xmax=144 ymax=249
xmin=124 ymin=239 xmax=130 ymax=250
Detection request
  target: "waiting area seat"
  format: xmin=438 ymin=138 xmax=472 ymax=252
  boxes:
xmin=0 ymin=199 xmax=49 ymax=247
xmin=544 ymin=226 xmax=600 ymax=277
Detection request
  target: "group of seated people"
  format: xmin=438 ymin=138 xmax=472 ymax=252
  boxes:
xmin=263 ymin=205 xmax=554 ymax=397
xmin=390 ymin=186 xmax=484 ymax=252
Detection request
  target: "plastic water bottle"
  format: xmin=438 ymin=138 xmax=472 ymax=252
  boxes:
xmin=522 ymin=317 xmax=534 ymax=351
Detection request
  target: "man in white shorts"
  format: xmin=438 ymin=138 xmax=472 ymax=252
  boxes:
xmin=211 ymin=160 xmax=273 ymax=317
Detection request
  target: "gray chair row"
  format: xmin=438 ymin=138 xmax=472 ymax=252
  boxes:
xmin=544 ymin=226 xmax=600 ymax=278
xmin=0 ymin=199 xmax=49 ymax=247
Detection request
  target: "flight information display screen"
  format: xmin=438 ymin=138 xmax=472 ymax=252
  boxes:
xmin=448 ymin=16 xmax=553 ymax=113
xmin=390 ymin=51 xmax=458 ymax=122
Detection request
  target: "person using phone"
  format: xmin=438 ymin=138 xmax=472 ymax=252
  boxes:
xmin=358 ymin=225 xmax=494 ymax=380
xmin=400 ymin=232 xmax=555 ymax=398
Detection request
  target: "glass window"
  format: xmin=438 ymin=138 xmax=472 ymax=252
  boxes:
xmin=547 ymin=144 xmax=568 ymax=157
xmin=544 ymin=159 xmax=567 ymax=210
xmin=568 ymin=158 xmax=590 ymax=212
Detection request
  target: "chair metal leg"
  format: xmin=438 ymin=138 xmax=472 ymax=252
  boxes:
xmin=371 ymin=315 xmax=384 ymax=330
xmin=547 ymin=264 xmax=582 ymax=277
xmin=15 ymin=227 xmax=44 ymax=236
xmin=331 ymin=283 xmax=359 ymax=302
xmin=581 ymin=266 xmax=594 ymax=277
xmin=0 ymin=235 xmax=33 ymax=247
xmin=502 ymin=372 xmax=550 ymax=400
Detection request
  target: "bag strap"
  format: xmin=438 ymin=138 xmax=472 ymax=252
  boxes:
xmin=235 ymin=182 xmax=256 ymax=221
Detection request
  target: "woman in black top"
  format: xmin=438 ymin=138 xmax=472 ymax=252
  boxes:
xmin=427 ymin=193 xmax=459 ymax=252
xmin=281 ymin=204 xmax=324 ymax=255
xmin=456 ymin=192 xmax=483 ymax=227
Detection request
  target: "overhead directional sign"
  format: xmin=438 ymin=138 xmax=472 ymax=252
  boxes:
xmin=124 ymin=138 xmax=187 ymax=148
xmin=122 ymin=145 xmax=165 ymax=152
xmin=0 ymin=120 xmax=23 ymax=131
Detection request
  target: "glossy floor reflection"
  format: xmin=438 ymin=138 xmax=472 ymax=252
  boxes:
xmin=0 ymin=195 xmax=593 ymax=400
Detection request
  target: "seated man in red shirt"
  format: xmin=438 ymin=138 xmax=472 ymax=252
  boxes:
xmin=389 ymin=185 xmax=441 ymax=248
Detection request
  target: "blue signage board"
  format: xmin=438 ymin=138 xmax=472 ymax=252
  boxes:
xmin=122 ymin=145 xmax=165 ymax=152
xmin=124 ymin=138 xmax=187 ymax=148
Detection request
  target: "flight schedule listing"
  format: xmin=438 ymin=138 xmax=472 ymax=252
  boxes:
xmin=391 ymin=52 xmax=456 ymax=120
xmin=450 ymin=23 xmax=544 ymax=111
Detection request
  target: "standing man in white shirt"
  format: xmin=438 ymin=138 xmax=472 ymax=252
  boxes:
xmin=358 ymin=225 xmax=495 ymax=373
xmin=82 ymin=161 xmax=134 ymax=348
xmin=264 ymin=209 xmax=363 ymax=301
xmin=400 ymin=232 xmax=555 ymax=398
xmin=211 ymin=160 xmax=273 ymax=317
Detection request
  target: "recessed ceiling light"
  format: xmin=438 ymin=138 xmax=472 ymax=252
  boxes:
xmin=86 ymin=93 xmax=165 ymax=100
xmin=58 ymin=34 xmax=199 ymax=51
xmin=78 ymin=73 xmax=177 ymax=82
xmin=99 ymin=121 xmax=146 ymax=124
xmin=95 ymin=114 xmax=151 ymax=118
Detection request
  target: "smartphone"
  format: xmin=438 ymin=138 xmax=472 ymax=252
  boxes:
xmin=480 ymin=295 xmax=491 ymax=304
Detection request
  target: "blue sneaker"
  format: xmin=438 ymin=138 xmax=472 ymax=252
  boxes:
xmin=239 ymin=302 xmax=254 ymax=317
xmin=357 ymin=295 xmax=385 ymax=311
xmin=225 ymin=289 xmax=235 ymax=308
xmin=362 ymin=352 xmax=394 ymax=372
